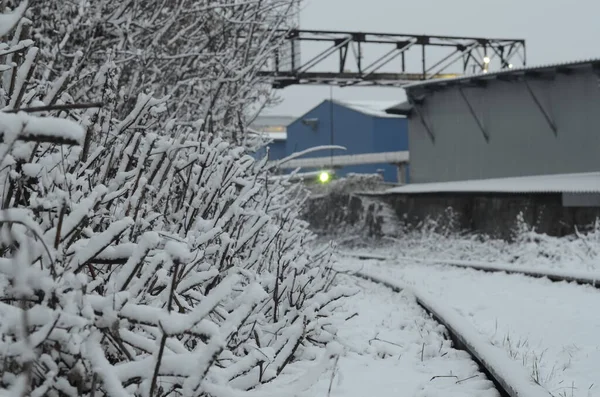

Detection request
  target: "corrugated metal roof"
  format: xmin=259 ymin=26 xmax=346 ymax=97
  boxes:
xmin=334 ymin=99 xmax=406 ymax=118
xmin=382 ymin=172 xmax=600 ymax=194
xmin=404 ymin=57 xmax=600 ymax=90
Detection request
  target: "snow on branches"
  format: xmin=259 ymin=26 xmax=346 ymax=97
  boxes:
xmin=0 ymin=2 xmax=350 ymax=397
xmin=27 ymin=0 xmax=297 ymax=142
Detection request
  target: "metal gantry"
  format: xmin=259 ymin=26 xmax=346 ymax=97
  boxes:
xmin=259 ymin=29 xmax=526 ymax=88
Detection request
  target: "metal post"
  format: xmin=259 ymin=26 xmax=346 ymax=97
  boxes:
xmin=357 ymin=42 xmax=363 ymax=74
xmin=329 ymin=86 xmax=334 ymax=160
xmin=422 ymin=44 xmax=426 ymax=79
xmin=402 ymin=51 xmax=406 ymax=72
xmin=291 ymin=40 xmax=296 ymax=70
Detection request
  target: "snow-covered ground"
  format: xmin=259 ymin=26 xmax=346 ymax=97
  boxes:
xmin=301 ymin=274 xmax=499 ymax=397
xmin=341 ymin=259 xmax=600 ymax=397
xmin=342 ymin=222 xmax=600 ymax=273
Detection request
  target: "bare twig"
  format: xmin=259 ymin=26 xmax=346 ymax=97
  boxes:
xmin=430 ymin=375 xmax=459 ymax=382
xmin=327 ymin=355 xmax=340 ymax=397
xmin=3 ymin=102 xmax=104 ymax=113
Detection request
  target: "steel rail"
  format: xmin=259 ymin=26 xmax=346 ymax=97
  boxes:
xmin=338 ymin=251 xmax=600 ymax=288
xmin=347 ymin=269 xmax=552 ymax=397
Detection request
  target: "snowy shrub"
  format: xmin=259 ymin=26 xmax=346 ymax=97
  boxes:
xmin=0 ymin=3 xmax=351 ymax=396
xmin=25 ymin=0 xmax=297 ymax=141
xmin=357 ymin=213 xmax=600 ymax=271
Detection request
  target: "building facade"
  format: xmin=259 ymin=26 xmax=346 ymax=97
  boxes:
xmin=286 ymin=100 xmax=409 ymax=182
xmin=249 ymin=115 xmax=295 ymax=161
xmin=401 ymin=59 xmax=600 ymax=183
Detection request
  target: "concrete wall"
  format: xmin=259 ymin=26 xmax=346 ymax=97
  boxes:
xmin=302 ymin=190 xmax=600 ymax=241
xmin=380 ymin=193 xmax=600 ymax=240
xmin=407 ymin=66 xmax=600 ymax=183
xmin=286 ymin=100 xmax=408 ymax=182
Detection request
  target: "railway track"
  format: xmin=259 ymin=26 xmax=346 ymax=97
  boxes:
xmin=338 ymin=251 xmax=600 ymax=288
xmin=344 ymin=269 xmax=553 ymax=397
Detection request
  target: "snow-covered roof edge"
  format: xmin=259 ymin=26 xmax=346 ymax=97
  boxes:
xmin=333 ymin=99 xmax=407 ymax=119
xmin=287 ymin=98 xmax=406 ymax=128
xmin=247 ymin=130 xmax=287 ymax=141
xmin=382 ymin=172 xmax=600 ymax=194
xmin=404 ymin=57 xmax=600 ymax=90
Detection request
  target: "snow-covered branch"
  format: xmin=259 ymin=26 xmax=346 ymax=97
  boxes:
xmin=0 ymin=2 xmax=349 ymax=396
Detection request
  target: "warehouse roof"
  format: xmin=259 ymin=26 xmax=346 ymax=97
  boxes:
xmin=248 ymin=131 xmax=287 ymax=141
xmin=404 ymin=57 xmax=600 ymax=90
xmin=381 ymin=172 xmax=600 ymax=194
xmin=334 ymin=99 xmax=407 ymax=118
xmin=291 ymin=99 xmax=407 ymax=123
xmin=384 ymin=101 xmax=413 ymax=116
xmin=249 ymin=115 xmax=293 ymax=140
xmin=251 ymin=115 xmax=295 ymax=127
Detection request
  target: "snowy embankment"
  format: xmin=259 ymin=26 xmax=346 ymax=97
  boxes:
xmin=345 ymin=221 xmax=600 ymax=273
xmin=301 ymin=274 xmax=500 ymax=397
xmin=346 ymin=259 xmax=600 ymax=397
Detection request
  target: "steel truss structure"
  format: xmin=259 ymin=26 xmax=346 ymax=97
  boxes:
xmin=259 ymin=29 xmax=526 ymax=88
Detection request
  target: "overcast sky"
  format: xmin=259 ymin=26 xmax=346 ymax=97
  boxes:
xmin=265 ymin=0 xmax=600 ymax=117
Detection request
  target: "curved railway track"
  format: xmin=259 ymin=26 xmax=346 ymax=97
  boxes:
xmin=338 ymin=251 xmax=600 ymax=288
xmin=344 ymin=269 xmax=553 ymax=397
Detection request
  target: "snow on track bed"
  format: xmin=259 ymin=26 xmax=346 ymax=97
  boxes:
xmin=301 ymin=274 xmax=500 ymax=397
xmin=352 ymin=259 xmax=600 ymax=397
xmin=338 ymin=251 xmax=600 ymax=288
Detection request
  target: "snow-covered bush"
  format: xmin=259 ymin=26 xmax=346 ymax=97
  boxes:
xmin=0 ymin=3 xmax=351 ymax=396
xmin=25 ymin=0 xmax=296 ymax=141
xmin=351 ymin=213 xmax=600 ymax=272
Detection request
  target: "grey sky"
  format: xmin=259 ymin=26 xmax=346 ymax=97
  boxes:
xmin=266 ymin=0 xmax=600 ymax=117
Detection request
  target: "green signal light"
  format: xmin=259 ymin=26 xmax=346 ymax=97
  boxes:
xmin=319 ymin=171 xmax=331 ymax=183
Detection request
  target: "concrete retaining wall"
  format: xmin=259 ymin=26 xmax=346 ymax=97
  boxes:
xmin=302 ymin=191 xmax=600 ymax=241
xmin=380 ymin=193 xmax=600 ymax=240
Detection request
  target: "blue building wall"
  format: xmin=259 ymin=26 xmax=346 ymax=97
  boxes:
xmin=267 ymin=140 xmax=287 ymax=161
xmin=254 ymin=140 xmax=287 ymax=161
xmin=286 ymin=100 xmax=408 ymax=182
xmin=286 ymin=102 xmax=373 ymax=158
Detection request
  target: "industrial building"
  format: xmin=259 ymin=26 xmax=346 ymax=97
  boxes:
xmin=249 ymin=115 xmax=294 ymax=161
xmin=389 ymin=58 xmax=600 ymax=183
xmin=286 ymin=99 xmax=409 ymax=183
xmin=378 ymin=59 xmax=600 ymax=237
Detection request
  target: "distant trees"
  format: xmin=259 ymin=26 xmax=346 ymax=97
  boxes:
xmin=0 ymin=2 xmax=351 ymax=396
